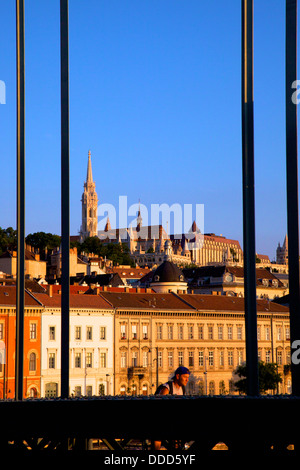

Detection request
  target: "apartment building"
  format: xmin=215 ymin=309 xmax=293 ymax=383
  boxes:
xmin=99 ymin=291 xmax=291 ymax=396
xmin=0 ymin=286 xmax=43 ymax=399
xmin=35 ymin=289 xmax=114 ymax=397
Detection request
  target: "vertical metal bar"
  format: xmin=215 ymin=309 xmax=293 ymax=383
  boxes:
xmin=241 ymin=0 xmax=259 ymax=396
xmin=15 ymin=0 xmax=25 ymax=401
xmin=60 ymin=0 xmax=70 ymax=399
xmin=286 ymin=0 xmax=300 ymax=396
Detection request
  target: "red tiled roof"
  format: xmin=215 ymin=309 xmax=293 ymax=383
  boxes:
xmin=99 ymin=292 xmax=195 ymax=310
xmin=178 ymin=293 xmax=289 ymax=313
xmin=0 ymin=286 xmax=43 ymax=307
xmin=34 ymin=293 xmax=113 ymax=309
xmin=108 ymin=267 xmax=150 ymax=278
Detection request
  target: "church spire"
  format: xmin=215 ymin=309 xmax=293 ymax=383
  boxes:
xmin=87 ymin=149 xmax=93 ymax=183
xmin=79 ymin=150 xmax=98 ymax=242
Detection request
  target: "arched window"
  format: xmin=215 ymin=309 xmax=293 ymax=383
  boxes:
xmin=29 ymin=387 xmax=37 ymax=398
xmin=209 ymin=381 xmax=215 ymax=396
xmin=29 ymin=352 xmax=36 ymax=371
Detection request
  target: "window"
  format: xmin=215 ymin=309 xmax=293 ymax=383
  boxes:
xmin=74 ymin=386 xmax=81 ymax=397
xmin=143 ymin=351 xmax=148 ymax=367
xmin=86 ymin=352 xmax=93 ymax=368
xmin=142 ymin=325 xmax=148 ymax=339
xmin=100 ymin=352 xmax=106 ymax=368
xmin=178 ymin=325 xmax=184 ymax=340
xmin=188 ymin=325 xmax=194 ymax=340
xmin=98 ymin=326 xmax=106 ymax=340
xmin=49 ymin=352 xmax=55 ymax=369
xmin=277 ymin=327 xmax=282 ymax=341
xmin=121 ymin=351 xmax=127 ymax=368
xmin=99 ymin=384 xmax=105 ymax=396
xmin=132 ymin=324 xmax=137 ymax=339
xmin=168 ymin=351 xmax=174 ymax=368
xmin=158 ymin=351 xmax=163 ymax=368
xmin=75 ymin=326 xmax=81 ymax=341
xmin=198 ymin=350 xmax=204 ymax=367
xmin=219 ymin=380 xmax=226 ymax=395
xmin=29 ymin=352 xmax=36 ymax=371
xmin=219 ymin=350 xmax=224 ymax=367
xmin=208 ymin=326 xmax=213 ymax=340
xmin=86 ymin=326 xmax=92 ymax=340
xmin=218 ymin=326 xmax=223 ymax=340
xmin=132 ymin=351 xmax=138 ymax=367
xmin=157 ymin=325 xmax=162 ymax=340
xmin=265 ymin=327 xmax=270 ymax=341
xmin=237 ymin=326 xmax=242 ymax=340
xmin=0 ymin=323 xmax=4 ymax=340
xmin=178 ymin=350 xmax=184 ymax=366
xmin=45 ymin=382 xmax=58 ymax=398
xmin=120 ymin=325 xmax=126 ymax=340
xmin=227 ymin=326 xmax=233 ymax=340
xmin=86 ymin=386 xmax=93 ymax=397
xmin=286 ymin=327 xmax=290 ymax=340
xmin=75 ymin=352 xmax=81 ymax=368
xmin=266 ymin=350 xmax=271 ymax=363
xmin=238 ymin=350 xmax=243 ymax=365
xmin=209 ymin=381 xmax=215 ymax=395
xmin=277 ymin=350 xmax=283 ymax=365
xmin=168 ymin=325 xmax=173 ymax=340
xmin=188 ymin=351 xmax=194 ymax=368
xmin=228 ymin=350 xmax=234 ymax=367
xmin=49 ymin=326 xmax=55 ymax=341
xmin=198 ymin=325 xmax=203 ymax=340
xmin=208 ymin=351 xmax=214 ymax=367
xmin=30 ymin=323 xmax=37 ymax=340
xmin=257 ymin=326 xmax=261 ymax=341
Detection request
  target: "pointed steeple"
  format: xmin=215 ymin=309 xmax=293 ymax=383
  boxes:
xmin=136 ymin=199 xmax=142 ymax=232
xmin=79 ymin=150 xmax=98 ymax=242
xmin=87 ymin=150 xmax=93 ymax=183
xmin=104 ymin=216 xmax=111 ymax=232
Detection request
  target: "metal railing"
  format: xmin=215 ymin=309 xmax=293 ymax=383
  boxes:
xmin=10 ymin=0 xmax=300 ymax=452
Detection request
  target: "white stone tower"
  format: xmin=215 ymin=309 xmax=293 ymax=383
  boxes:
xmin=79 ymin=150 xmax=98 ymax=242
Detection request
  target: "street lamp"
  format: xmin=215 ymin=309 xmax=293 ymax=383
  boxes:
xmin=147 ymin=347 xmax=159 ymax=392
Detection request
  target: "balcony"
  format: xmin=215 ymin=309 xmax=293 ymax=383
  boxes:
xmin=127 ymin=366 xmax=147 ymax=379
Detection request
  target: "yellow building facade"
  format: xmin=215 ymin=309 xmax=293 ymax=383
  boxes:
xmin=100 ymin=291 xmax=291 ymax=396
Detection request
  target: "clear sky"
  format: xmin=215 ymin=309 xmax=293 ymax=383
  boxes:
xmin=0 ymin=0 xmax=295 ymax=260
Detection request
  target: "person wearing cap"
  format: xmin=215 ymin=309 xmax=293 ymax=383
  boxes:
xmin=151 ymin=367 xmax=191 ymax=450
xmin=158 ymin=366 xmax=191 ymax=396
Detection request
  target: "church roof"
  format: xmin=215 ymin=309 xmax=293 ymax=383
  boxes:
xmin=150 ymin=260 xmax=186 ymax=283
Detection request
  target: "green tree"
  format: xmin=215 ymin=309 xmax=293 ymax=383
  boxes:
xmin=79 ymin=237 xmax=135 ymax=267
xmin=25 ymin=232 xmax=61 ymax=251
xmin=79 ymin=236 xmax=103 ymax=256
xmin=0 ymin=227 xmax=17 ymax=256
xmin=234 ymin=361 xmax=282 ymax=394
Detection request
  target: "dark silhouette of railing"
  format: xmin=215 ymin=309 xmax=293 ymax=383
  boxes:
xmin=9 ymin=0 xmax=300 ymax=453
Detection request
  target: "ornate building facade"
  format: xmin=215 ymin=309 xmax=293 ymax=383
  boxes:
xmin=99 ymin=290 xmax=291 ymax=396
xmin=276 ymin=235 xmax=288 ymax=265
xmin=79 ymin=151 xmax=98 ymax=242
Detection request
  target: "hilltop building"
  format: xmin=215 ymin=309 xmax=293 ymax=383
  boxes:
xmin=79 ymin=150 xmax=98 ymax=242
xmin=276 ymin=235 xmax=288 ymax=265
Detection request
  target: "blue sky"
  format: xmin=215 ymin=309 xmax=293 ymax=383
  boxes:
xmin=0 ymin=1 xmax=294 ymax=260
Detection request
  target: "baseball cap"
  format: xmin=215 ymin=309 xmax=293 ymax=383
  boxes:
xmin=172 ymin=366 xmax=190 ymax=378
